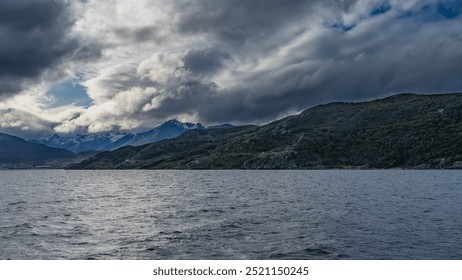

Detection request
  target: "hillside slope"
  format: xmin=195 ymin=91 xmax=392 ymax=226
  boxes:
xmin=0 ymin=133 xmax=76 ymax=166
xmin=69 ymin=93 xmax=462 ymax=169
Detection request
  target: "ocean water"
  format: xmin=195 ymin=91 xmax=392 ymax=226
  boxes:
xmin=0 ymin=170 xmax=461 ymax=260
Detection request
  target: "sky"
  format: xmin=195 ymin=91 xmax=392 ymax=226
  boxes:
xmin=0 ymin=0 xmax=461 ymax=138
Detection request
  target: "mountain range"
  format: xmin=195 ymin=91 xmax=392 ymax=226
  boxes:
xmin=69 ymin=93 xmax=462 ymax=169
xmin=0 ymin=120 xmax=207 ymax=167
xmin=30 ymin=119 xmax=205 ymax=153
xmin=0 ymin=132 xmax=76 ymax=168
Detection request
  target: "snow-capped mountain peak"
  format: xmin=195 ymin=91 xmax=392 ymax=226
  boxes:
xmin=30 ymin=120 xmax=204 ymax=153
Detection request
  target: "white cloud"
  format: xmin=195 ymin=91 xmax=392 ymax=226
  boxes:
xmin=1 ymin=0 xmax=462 ymax=137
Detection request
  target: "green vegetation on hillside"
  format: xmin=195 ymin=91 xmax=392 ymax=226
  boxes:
xmin=69 ymin=93 xmax=462 ymax=169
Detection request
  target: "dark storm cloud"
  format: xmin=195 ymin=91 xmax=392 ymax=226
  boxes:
xmin=175 ymin=0 xmax=320 ymax=49
xmin=146 ymin=0 xmax=462 ymax=125
xmin=46 ymin=0 xmax=462 ymax=134
xmin=183 ymin=49 xmax=231 ymax=75
xmin=113 ymin=26 xmax=161 ymax=43
xmin=0 ymin=0 xmax=100 ymax=97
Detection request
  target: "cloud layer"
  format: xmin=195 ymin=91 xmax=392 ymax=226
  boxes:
xmin=1 ymin=0 xmax=462 ymax=137
xmin=0 ymin=1 xmax=99 ymax=98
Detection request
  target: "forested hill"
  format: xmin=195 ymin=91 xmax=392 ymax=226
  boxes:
xmin=69 ymin=93 xmax=462 ymax=169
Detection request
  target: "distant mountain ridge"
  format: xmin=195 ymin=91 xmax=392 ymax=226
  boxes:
xmin=70 ymin=93 xmax=462 ymax=169
xmin=31 ymin=119 xmax=205 ymax=153
xmin=0 ymin=132 xmax=76 ymax=167
xmin=31 ymin=132 xmax=130 ymax=153
xmin=127 ymin=120 xmax=205 ymax=146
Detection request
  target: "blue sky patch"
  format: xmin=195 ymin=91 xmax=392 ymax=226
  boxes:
xmin=370 ymin=2 xmax=392 ymax=17
xmin=47 ymin=82 xmax=92 ymax=108
xmin=330 ymin=22 xmax=356 ymax=32
xmin=397 ymin=2 xmax=461 ymax=21
xmin=437 ymin=3 xmax=461 ymax=19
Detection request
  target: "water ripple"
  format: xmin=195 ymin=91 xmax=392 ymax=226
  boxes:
xmin=0 ymin=170 xmax=461 ymax=259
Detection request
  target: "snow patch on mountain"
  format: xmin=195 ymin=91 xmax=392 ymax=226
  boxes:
xmin=31 ymin=120 xmax=204 ymax=153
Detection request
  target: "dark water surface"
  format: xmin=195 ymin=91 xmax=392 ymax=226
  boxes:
xmin=0 ymin=170 xmax=461 ymax=259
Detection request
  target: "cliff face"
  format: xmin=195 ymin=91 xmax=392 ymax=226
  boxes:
xmin=69 ymin=93 xmax=462 ymax=169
